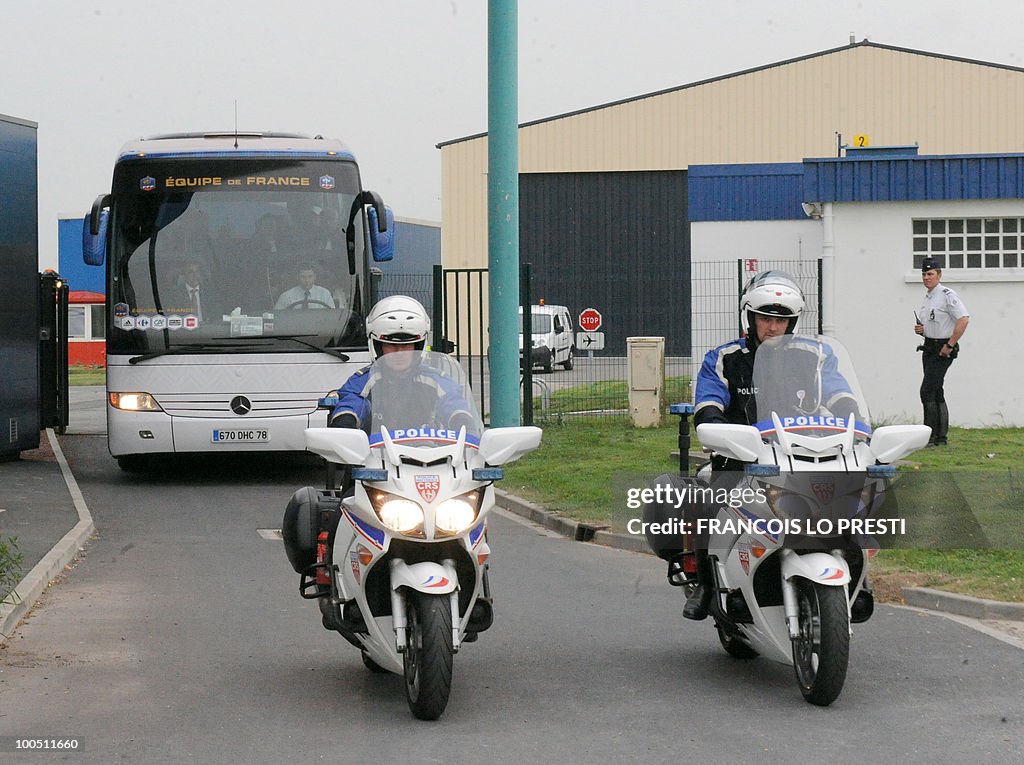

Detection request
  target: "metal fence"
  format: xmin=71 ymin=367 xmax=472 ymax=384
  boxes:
xmin=383 ymin=260 xmax=820 ymax=426
xmin=378 ymin=272 xmax=433 ymax=308
xmin=690 ymin=258 xmax=822 ymax=367
xmin=526 ymin=258 xmax=820 ymax=425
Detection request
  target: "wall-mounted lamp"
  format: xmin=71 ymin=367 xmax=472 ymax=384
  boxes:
xmin=801 ymin=202 xmax=823 ymax=220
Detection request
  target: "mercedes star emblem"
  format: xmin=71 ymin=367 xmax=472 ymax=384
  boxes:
xmin=230 ymin=395 xmax=253 ymax=416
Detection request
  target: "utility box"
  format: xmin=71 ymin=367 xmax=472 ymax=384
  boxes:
xmin=627 ymin=336 xmax=665 ymax=428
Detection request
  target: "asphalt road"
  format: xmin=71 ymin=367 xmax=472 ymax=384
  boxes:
xmin=0 ymin=436 xmax=1022 ymax=763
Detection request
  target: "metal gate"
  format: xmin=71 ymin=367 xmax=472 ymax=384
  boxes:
xmin=432 ymin=265 xmax=489 ymax=421
xmin=39 ymin=270 xmax=69 ymax=433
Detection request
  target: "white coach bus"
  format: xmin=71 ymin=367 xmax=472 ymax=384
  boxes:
xmin=83 ymin=131 xmax=394 ymax=470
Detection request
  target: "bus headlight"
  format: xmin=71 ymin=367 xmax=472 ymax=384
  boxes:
xmin=435 ymin=490 xmax=481 ymax=535
xmin=368 ymin=489 xmax=424 ymax=535
xmin=109 ymin=392 xmax=163 ymax=412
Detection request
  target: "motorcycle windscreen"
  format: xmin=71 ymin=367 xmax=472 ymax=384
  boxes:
xmin=366 ymin=350 xmax=483 ymax=445
xmin=751 ymin=335 xmax=871 ymax=442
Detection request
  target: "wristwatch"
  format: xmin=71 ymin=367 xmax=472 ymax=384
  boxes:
xmin=945 ymin=343 xmax=955 ymax=350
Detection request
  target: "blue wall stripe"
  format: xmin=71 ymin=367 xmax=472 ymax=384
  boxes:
xmin=803 ymin=154 xmax=1024 ymax=203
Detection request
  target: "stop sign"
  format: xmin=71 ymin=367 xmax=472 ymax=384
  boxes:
xmin=579 ymin=308 xmax=602 ymax=332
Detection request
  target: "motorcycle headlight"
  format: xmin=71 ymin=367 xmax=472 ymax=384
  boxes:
xmin=435 ymin=490 xmax=481 ymax=535
xmin=758 ymin=481 xmax=811 ymax=521
xmin=368 ymin=489 xmax=424 ymax=534
xmin=109 ymin=392 xmax=162 ymax=412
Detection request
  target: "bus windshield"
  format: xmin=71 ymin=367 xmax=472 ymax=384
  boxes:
xmin=107 ymin=157 xmax=367 ymax=355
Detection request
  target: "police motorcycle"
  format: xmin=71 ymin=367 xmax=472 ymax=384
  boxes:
xmin=282 ymin=350 xmax=541 ymax=720
xmin=644 ymin=335 xmax=930 ymax=705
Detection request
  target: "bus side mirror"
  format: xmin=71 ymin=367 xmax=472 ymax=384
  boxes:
xmin=83 ymin=194 xmax=110 ymax=266
xmin=368 ymin=204 xmax=394 ymax=262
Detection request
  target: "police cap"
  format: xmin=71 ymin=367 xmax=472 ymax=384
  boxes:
xmin=920 ymin=256 xmax=942 ymax=273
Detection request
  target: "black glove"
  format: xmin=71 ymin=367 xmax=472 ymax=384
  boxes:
xmin=693 ymin=406 xmax=728 ymax=428
xmin=830 ymin=396 xmax=860 ymax=422
xmin=329 ymin=412 xmax=358 ymax=429
xmin=448 ymin=411 xmax=479 ymax=437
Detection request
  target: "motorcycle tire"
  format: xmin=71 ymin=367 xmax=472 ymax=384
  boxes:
xmin=715 ymin=622 xmax=758 ymax=659
xmin=403 ymin=592 xmax=454 ymax=721
xmin=791 ymin=579 xmax=850 ymax=706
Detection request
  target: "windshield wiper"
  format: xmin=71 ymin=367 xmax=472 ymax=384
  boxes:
xmin=128 ymin=344 xmax=240 ymax=364
xmin=270 ymin=334 xmax=350 ymax=361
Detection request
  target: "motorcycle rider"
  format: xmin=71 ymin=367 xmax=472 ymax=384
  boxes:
xmin=328 ymin=295 xmax=477 ymax=437
xmin=683 ymin=271 xmax=860 ymax=620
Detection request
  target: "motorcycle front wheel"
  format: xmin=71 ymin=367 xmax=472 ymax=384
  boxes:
xmin=791 ymin=579 xmax=849 ymax=706
xmin=403 ymin=592 xmax=454 ymax=720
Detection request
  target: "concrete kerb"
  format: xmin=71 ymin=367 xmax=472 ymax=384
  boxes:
xmin=902 ymin=586 xmax=1024 ymax=622
xmin=493 ymin=489 xmax=1024 ymax=623
xmin=494 ymin=488 xmax=649 ymax=554
xmin=0 ymin=429 xmax=95 ymax=643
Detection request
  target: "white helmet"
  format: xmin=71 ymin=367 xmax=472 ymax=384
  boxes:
xmin=366 ymin=295 xmax=430 ymax=359
xmin=739 ymin=271 xmax=805 ymax=334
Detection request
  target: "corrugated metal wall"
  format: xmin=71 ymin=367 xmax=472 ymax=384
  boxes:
xmin=520 ymin=170 xmax=689 ymax=356
xmin=689 ymin=163 xmax=805 ymax=221
xmin=441 ymin=42 xmax=1024 ymax=270
xmin=804 ymin=154 xmax=1024 ymax=202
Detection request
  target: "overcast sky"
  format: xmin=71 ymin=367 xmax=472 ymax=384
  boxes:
xmin=3 ymin=0 xmax=1021 ymax=270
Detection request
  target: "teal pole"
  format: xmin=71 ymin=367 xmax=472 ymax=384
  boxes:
xmin=487 ymin=0 xmax=520 ymax=427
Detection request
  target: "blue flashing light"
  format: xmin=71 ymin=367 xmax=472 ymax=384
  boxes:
xmin=670 ymin=403 xmax=695 ymax=415
xmin=867 ymin=465 xmax=898 ymax=479
xmin=745 ymin=464 xmax=781 ymax=476
xmin=472 ymin=468 xmax=504 ymax=481
xmin=352 ymin=468 xmax=388 ymax=481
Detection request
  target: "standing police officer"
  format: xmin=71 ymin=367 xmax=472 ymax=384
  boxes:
xmin=914 ymin=257 xmax=970 ymax=446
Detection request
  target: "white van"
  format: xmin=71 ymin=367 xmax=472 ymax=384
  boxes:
xmin=519 ymin=304 xmax=574 ymax=372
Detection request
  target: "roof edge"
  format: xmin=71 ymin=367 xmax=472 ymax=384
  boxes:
xmin=437 ymin=41 xmax=1024 ymax=150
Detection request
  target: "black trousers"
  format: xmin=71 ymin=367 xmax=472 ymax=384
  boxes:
xmin=920 ymin=349 xmax=954 ymax=403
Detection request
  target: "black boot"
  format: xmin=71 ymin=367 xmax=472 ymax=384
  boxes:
xmin=850 ymin=588 xmax=875 ymax=623
xmin=683 ymin=583 xmax=713 ymax=621
xmin=683 ymin=550 xmax=713 ymax=620
xmin=923 ymin=402 xmax=940 ymax=446
xmin=935 ymin=402 xmax=949 ymax=445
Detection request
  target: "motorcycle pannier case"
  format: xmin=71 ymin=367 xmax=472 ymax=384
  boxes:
xmin=282 ymin=487 xmax=341 ymax=573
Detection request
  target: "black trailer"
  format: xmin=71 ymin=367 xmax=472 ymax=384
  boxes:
xmin=0 ymin=113 xmax=40 ymax=458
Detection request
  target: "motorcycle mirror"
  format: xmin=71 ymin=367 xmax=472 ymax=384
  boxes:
xmin=695 ymin=423 xmax=764 ymax=463
xmin=869 ymin=425 xmax=932 ymax=463
xmin=305 ymin=427 xmax=371 ymax=465
xmin=478 ymin=426 xmax=543 ymax=465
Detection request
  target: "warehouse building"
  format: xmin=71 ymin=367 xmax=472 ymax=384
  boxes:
xmin=438 ymin=40 xmax=1024 ymax=426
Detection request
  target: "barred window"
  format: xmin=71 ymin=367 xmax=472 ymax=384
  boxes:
xmin=912 ymin=217 xmax=1022 ymax=270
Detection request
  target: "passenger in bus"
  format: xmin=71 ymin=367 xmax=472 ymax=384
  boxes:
xmin=166 ymin=259 xmax=223 ymax=323
xmin=274 ymin=263 xmax=336 ymax=310
xmin=314 ymin=206 xmax=342 ymax=252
